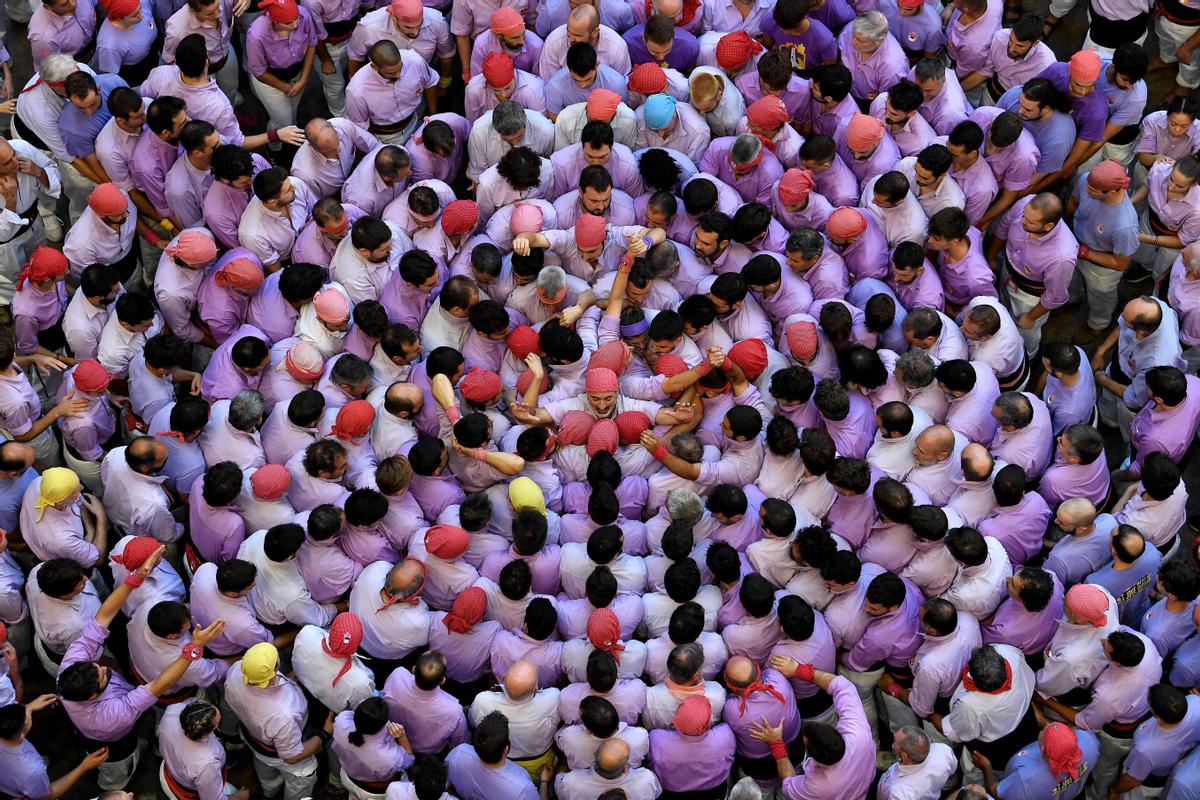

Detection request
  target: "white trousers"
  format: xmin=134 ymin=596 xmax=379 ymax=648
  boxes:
xmin=62 ymin=444 xmax=104 ymax=498
xmin=215 ymin=49 xmax=242 ymax=104
xmin=1087 ymin=729 xmax=1134 ymax=800
xmin=1005 ymin=280 xmax=1050 ymax=356
xmin=318 ymin=39 xmax=349 ymax=118
xmin=1078 ymin=259 xmax=1125 ymax=330
xmin=837 ymin=665 xmax=883 ymax=746
xmin=247 ymin=746 xmax=318 ymax=800
xmin=251 ymin=74 xmax=306 ymax=133
xmin=1156 ymin=16 xmax=1200 ymax=88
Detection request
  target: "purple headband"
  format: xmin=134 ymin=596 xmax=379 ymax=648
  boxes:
xmin=620 ymin=318 xmax=650 ymax=337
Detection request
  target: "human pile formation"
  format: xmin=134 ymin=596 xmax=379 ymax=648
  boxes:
xmin=3 ymin=0 xmax=1200 ymax=796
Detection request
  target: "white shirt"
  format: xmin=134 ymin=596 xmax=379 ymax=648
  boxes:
xmin=941 ymin=643 xmax=1037 ymax=743
xmin=237 ymin=529 xmax=337 ymax=627
xmin=466 ymin=109 xmax=556 ymax=182
xmin=554 ymin=722 xmax=649 ymax=771
xmin=349 ymin=560 xmax=433 ymax=660
xmin=559 ymin=543 xmax=647 ymax=599
xmin=555 ymin=767 xmax=662 ymax=800
xmin=100 ymin=447 xmax=184 ymax=542
xmin=27 ymin=562 xmax=100 ymax=654
xmin=877 ymin=742 xmax=959 ymax=800
xmin=109 ymin=533 xmax=186 ymax=617
xmin=940 ymin=536 xmax=1012 ymax=620
xmin=561 ymin=639 xmax=648 ymax=684
xmin=469 ymin=686 xmax=562 ymax=757
xmin=199 ymin=398 xmax=268 ymax=472
xmin=0 ymin=141 xmax=60 ymax=241
xmin=867 ymin=407 xmax=934 ymax=480
xmin=641 ymin=586 xmax=722 ymax=637
xmin=640 ymin=682 xmax=726 ymax=730
xmin=291 ymin=623 xmax=377 ymax=713
xmin=62 ymin=288 xmax=113 ymax=361
xmin=329 ymin=221 xmax=408 ymax=304
xmin=1036 ymin=586 xmax=1121 ymax=697
xmin=96 ymin=312 xmax=162 ymax=379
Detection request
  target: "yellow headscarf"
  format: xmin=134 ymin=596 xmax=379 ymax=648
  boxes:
xmin=242 ymin=642 xmax=279 ymax=687
xmin=34 ymin=468 xmax=80 ymax=522
xmin=508 ymin=477 xmax=546 ymax=516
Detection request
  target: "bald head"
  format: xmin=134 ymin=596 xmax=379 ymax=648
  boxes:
xmin=723 ymin=655 xmax=756 ymax=689
xmin=385 ymin=559 xmax=425 ymax=599
xmin=567 ymin=3 xmax=599 ymax=38
xmin=1057 ymin=497 xmax=1097 ymax=530
xmin=0 ymin=441 xmax=35 ymax=474
xmin=370 ymin=40 xmax=402 ymax=68
xmin=1183 ymin=242 xmax=1200 ymax=271
xmin=304 ymin=118 xmax=339 ymax=157
xmin=594 ymin=739 xmax=630 ymax=779
xmin=960 ymin=444 xmax=993 ymax=481
xmin=126 ymin=436 xmax=167 ymax=474
xmin=656 ymin=0 xmax=683 ymax=15
xmin=1028 ymin=192 xmax=1063 ymax=225
xmin=0 ymin=139 xmax=16 ymax=177
xmin=1122 ymin=296 xmax=1163 ymax=336
xmin=914 ymin=425 xmax=955 ymax=464
xmin=384 ymin=382 xmax=424 ymax=416
xmin=503 ymin=659 xmax=539 ymax=699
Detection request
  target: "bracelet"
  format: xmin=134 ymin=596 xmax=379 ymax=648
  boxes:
xmin=438 ymin=76 xmax=452 ymax=88
xmin=473 ymin=448 xmax=489 ymax=462
xmin=143 ymin=229 xmax=162 ymax=247
xmin=768 ymin=739 xmax=789 ymax=761
xmin=792 ymin=663 xmax=814 ymax=681
xmin=124 ymin=573 xmax=145 ymax=589
xmin=267 ymin=129 xmax=280 ymax=144
xmin=652 ymin=443 xmax=669 ymax=462
xmin=885 ymin=683 xmax=904 ymax=698
xmin=693 ymin=361 xmax=711 ymax=377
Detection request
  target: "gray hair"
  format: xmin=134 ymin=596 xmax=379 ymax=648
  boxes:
xmin=229 ymin=391 xmax=265 ymax=431
xmin=668 ymin=432 xmax=704 ymax=463
xmin=895 ymin=726 xmax=930 ymax=763
xmin=729 ymin=778 xmax=763 ymax=800
xmin=666 ymin=488 xmax=704 ymax=524
xmin=730 ymin=133 xmax=762 ymax=166
xmin=40 ymin=53 xmax=79 ymax=83
xmin=492 ymin=101 xmax=527 ymax=136
xmin=786 ymin=226 xmax=825 ymax=260
xmin=852 ymin=10 xmax=889 ymax=41
xmin=896 ymin=350 xmax=936 ymax=389
xmin=646 ymin=240 xmax=679 ymax=278
xmin=536 ymin=265 xmax=567 ymax=297
xmin=914 ymin=57 xmax=946 ymax=84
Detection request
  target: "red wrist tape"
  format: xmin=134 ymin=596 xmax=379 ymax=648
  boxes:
xmin=793 ymin=663 xmax=814 ymax=681
xmin=769 ymin=739 xmax=789 ymax=761
xmin=652 ymin=443 xmax=669 ymax=461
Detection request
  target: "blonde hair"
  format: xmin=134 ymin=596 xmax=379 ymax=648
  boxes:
xmin=689 ymin=72 xmax=722 ymax=104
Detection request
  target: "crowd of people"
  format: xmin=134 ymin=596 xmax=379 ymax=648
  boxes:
xmin=1 ymin=0 xmax=1200 ymax=796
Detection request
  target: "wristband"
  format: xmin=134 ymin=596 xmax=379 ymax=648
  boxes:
xmin=181 ymin=643 xmax=204 ymax=662
xmin=124 ymin=573 xmax=146 ymax=589
xmin=651 ymin=443 xmax=669 ymax=462
xmin=438 ymin=76 xmax=452 ymax=88
xmin=885 ymin=683 xmax=904 ymax=699
xmin=446 ymin=406 xmax=461 ymax=423
xmin=267 ymin=129 xmax=280 ymax=144
xmin=618 ymin=253 xmax=633 ymax=273
xmin=473 ymin=448 xmax=489 ymax=462
xmin=768 ymin=739 xmax=789 ymax=761
xmin=642 ymin=235 xmax=654 ymax=250
xmin=792 ymin=663 xmax=814 ymax=681
xmin=1077 ymin=245 xmax=1090 ymax=259
xmin=693 ymin=361 xmax=712 ymax=377
xmin=143 ymin=230 xmax=162 ymax=247
xmin=160 ymin=218 xmax=175 ymax=233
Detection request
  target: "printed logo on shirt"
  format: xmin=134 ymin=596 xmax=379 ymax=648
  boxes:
xmin=1053 ymin=760 xmax=1088 ymax=794
xmin=908 ymin=32 xmax=919 ymax=42
xmin=1116 ymin=574 xmax=1151 ymax=604
xmin=779 ymin=42 xmax=807 ymax=71
xmin=1097 ymin=224 xmax=1105 ymax=234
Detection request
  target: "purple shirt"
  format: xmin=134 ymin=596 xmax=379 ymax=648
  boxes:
xmin=970 ymin=106 xmax=1041 ymax=192
xmin=333 ymin=710 xmax=414 ymax=783
xmin=977 ymin=491 xmax=1052 ymax=565
xmin=697 ymin=136 xmax=784 ymax=206
xmin=141 ymin=65 xmax=246 ymax=146
xmin=722 ymin=668 xmax=801 ymax=759
xmin=1039 ymin=62 xmax=1107 ymax=143
xmin=843 ymin=579 xmax=923 ymax=671
xmin=838 ymin=27 xmax=908 ymax=101
xmin=1130 ymin=374 xmax=1200 ymax=474
xmin=835 ymin=118 xmax=903 ymax=185
xmin=761 ymin=17 xmax=838 ymax=70
xmin=11 ymin=281 xmax=67 ymax=354
xmin=28 ymin=0 xmax=96 ymax=59
xmin=981 ymin=571 xmax=1064 ymax=654
xmin=647 ymin=726 xmax=736 ymax=793
xmin=382 ymin=667 xmax=470 ymax=754
xmin=200 ymin=323 xmax=267 ymax=402
xmin=622 ymin=24 xmax=698 ymax=71
xmin=62 ymin=620 xmax=158 ymax=740
xmin=1038 ymin=452 xmax=1111 ymax=508
xmin=834 ymin=212 xmax=891 ymax=282
xmin=946 ymin=0 xmax=1001 ymax=78
xmin=780 ymin=676 xmax=875 ymax=800
xmin=188 ymin=475 xmax=247 ymax=564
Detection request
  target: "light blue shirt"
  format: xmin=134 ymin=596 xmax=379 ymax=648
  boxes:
xmin=996 ymin=729 xmax=1099 ymax=800
xmin=998 ymin=86 xmax=1077 ymax=174
xmin=1072 ymin=173 xmax=1140 ymax=256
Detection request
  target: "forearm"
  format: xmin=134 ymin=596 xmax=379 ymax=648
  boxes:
xmin=1062 ymin=139 xmax=1100 ymax=174
xmin=146 ymin=654 xmax=193 ymax=696
xmin=980 ymin=763 xmax=999 ymax=798
xmin=455 ymin=35 xmax=471 ymax=75
xmin=47 ymin=761 xmax=91 ymax=799
xmin=347 ymin=58 xmax=364 ymax=77
xmin=284 ymin=736 xmax=324 ymax=764
xmin=71 ymin=158 xmax=106 ymax=185
xmin=980 ymin=188 xmax=1020 ymax=226
xmin=1084 ymin=252 xmax=1132 ymax=271
xmin=316 ymin=41 xmax=333 ymax=66
xmin=657 ymin=450 xmax=700 ymax=480
xmin=81 ymin=154 xmax=111 ymax=185
xmin=959 ymin=71 xmax=988 ymax=90
xmin=130 ymin=190 xmax=161 ymax=220
xmin=424 ymin=86 xmax=438 ymax=115
xmin=483 ymin=451 xmax=525 ymax=474
xmin=1137 ymin=152 xmax=1156 ymax=168
xmin=11 ymin=409 xmax=62 ymax=442
xmin=1111 ymin=773 xmax=1141 ymax=796
xmin=1140 ymin=231 xmax=1183 ymax=249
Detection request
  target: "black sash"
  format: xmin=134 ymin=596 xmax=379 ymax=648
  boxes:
xmin=266 ymin=60 xmax=305 ymax=83
xmin=323 ymin=15 xmax=358 ymax=42
xmin=117 ymin=41 xmax=161 ymax=87
xmin=0 ymin=201 xmax=39 ymax=244
xmin=1009 ymin=269 xmax=1046 ymax=296
xmin=1088 ymin=3 xmax=1149 ymax=48
xmin=1162 ymin=0 xmax=1200 ymax=25
xmin=998 ymin=353 xmax=1030 ymax=390
xmin=1148 ymin=206 xmax=1177 ymax=237
xmin=12 ymin=114 xmax=51 ymax=152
